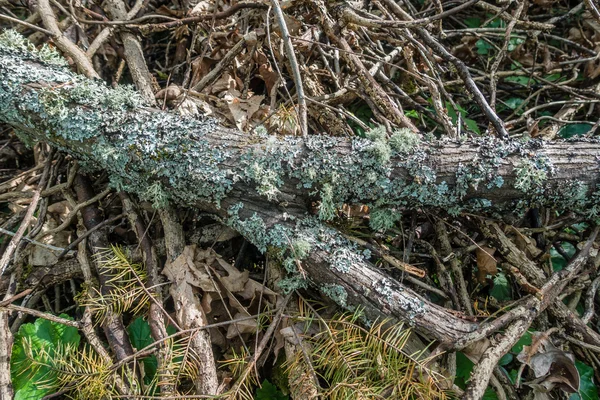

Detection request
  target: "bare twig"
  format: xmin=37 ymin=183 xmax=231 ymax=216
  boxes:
xmin=37 ymin=0 xmax=98 ymax=78
xmin=271 ymin=0 xmax=307 ymax=137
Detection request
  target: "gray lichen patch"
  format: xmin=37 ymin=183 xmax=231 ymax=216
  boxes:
xmin=321 ymin=284 xmax=348 ymax=307
xmin=0 ymin=30 xmax=67 ymax=66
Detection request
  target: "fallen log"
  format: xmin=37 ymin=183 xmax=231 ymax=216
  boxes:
xmin=1 ymin=31 xmax=599 ymax=343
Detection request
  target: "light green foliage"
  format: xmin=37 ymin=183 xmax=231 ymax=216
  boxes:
xmin=291 ymin=239 xmax=311 ymax=259
xmin=321 ymin=284 xmax=348 ymax=307
xmin=11 ymin=315 xmax=80 ymax=400
xmin=514 ymin=159 xmax=550 ymax=192
xmin=390 ymin=128 xmax=420 ymax=154
xmin=247 ymin=161 xmax=281 ymax=200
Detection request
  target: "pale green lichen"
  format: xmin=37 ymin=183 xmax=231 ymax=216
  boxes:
xmin=514 ymin=158 xmax=551 ymax=192
xmin=319 ymin=183 xmax=337 ymax=220
xmin=141 ymin=181 xmax=170 ymax=209
xmin=321 ymin=284 xmax=348 ymax=307
xmin=0 ymin=30 xmax=67 ymax=66
xmin=389 ymin=128 xmax=420 ymax=154
xmin=365 ymin=126 xmax=392 ymax=164
xmin=369 ymin=207 xmax=401 ymax=232
xmin=247 ymin=161 xmax=281 ymax=200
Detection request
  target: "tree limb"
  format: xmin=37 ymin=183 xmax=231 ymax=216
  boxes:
xmin=1 ymin=38 xmax=600 ymax=344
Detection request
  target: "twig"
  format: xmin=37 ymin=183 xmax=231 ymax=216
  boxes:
xmin=271 ymin=0 xmax=307 ymax=137
xmin=57 ymin=212 xmax=126 ymax=259
xmin=0 ymin=13 xmax=53 ymax=35
xmin=37 ymin=0 xmax=98 ymax=78
xmin=228 ymin=294 xmax=291 ymax=395
xmin=192 ymin=32 xmax=257 ymax=93
xmin=0 ymin=154 xmax=51 ymax=276
xmin=380 ymin=0 xmax=509 ymax=137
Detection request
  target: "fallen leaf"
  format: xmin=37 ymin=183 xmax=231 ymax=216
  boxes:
xmin=475 ymin=246 xmax=497 ymax=283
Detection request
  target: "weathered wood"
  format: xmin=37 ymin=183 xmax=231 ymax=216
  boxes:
xmin=1 ymin=33 xmax=599 ymax=343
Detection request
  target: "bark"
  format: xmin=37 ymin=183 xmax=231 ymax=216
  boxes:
xmin=1 ymin=40 xmax=600 ymax=344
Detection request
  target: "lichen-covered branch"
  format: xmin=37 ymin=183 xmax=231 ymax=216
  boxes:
xmin=1 ymin=32 xmax=600 ymax=343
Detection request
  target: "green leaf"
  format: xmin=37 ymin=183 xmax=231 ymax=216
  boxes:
xmin=255 ymin=380 xmax=288 ymax=400
xmin=551 ymin=243 xmax=576 ymax=272
xmin=476 ymin=39 xmax=492 ymax=55
xmin=405 ymin=109 xmax=419 ymax=118
xmin=499 ymin=353 xmax=513 ymax=366
xmin=11 ymin=315 xmax=80 ymax=400
xmin=544 ymin=73 xmax=563 ymax=82
xmin=464 ymin=17 xmax=481 ymax=28
xmin=570 ymin=361 xmax=599 ymax=400
xmin=507 ymin=37 xmax=525 ymax=52
xmin=490 ymin=272 xmax=511 ymax=301
xmin=488 ymin=17 xmax=505 ymax=28
xmin=483 ymin=388 xmax=499 ymax=400
xmin=559 ymin=123 xmax=593 ymax=138
xmin=127 ymin=317 xmax=157 ymax=383
xmin=504 ymin=76 xmax=535 ymax=86
xmin=504 ymin=97 xmax=524 ymax=110
xmin=464 ymin=118 xmax=481 ymax=135
xmin=511 ymin=331 xmax=532 ymax=354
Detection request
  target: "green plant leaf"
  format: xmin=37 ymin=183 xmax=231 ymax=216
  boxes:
xmin=544 ymin=73 xmax=563 ymax=82
xmin=476 ymin=39 xmax=493 ymax=55
xmin=127 ymin=317 xmax=157 ymax=383
xmin=11 ymin=315 xmax=80 ymax=400
xmin=464 ymin=17 xmax=481 ymax=28
xmin=559 ymin=123 xmax=593 ymax=138
xmin=490 ymin=272 xmax=511 ymax=301
xmin=405 ymin=109 xmax=419 ymax=118
xmin=504 ymin=76 xmax=535 ymax=86
xmin=504 ymin=97 xmax=524 ymax=110
xmin=464 ymin=118 xmax=481 ymax=135
xmin=570 ymin=361 xmax=599 ymax=400
xmin=511 ymin=331 xmax=532 ymax=354
xmin=507 ymin=37 xmax=525 ymax=52
xmin=255 ymin=379 xmax=288 ymax=400
xmin=551 ymin=243 xmax=576 ymax=272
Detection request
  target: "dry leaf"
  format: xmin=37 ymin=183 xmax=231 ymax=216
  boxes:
xmin=475 ymin=246 xmax=497 ymax=283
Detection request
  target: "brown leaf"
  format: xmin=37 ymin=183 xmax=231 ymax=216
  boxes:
xmin=475 ymin=246 xmax=497 ymax=283
xmin=259 ymin=63 xmax=280 ymax=94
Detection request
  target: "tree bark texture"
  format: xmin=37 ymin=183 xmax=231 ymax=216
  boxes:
xmin=1 ymin=38 xmax=599 ymax=344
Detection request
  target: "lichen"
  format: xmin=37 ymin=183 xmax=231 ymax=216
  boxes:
xmin=321 ymin=284 xmax=348 ymax=307
xmin=514 ymin=158 xmax=551 ymax=192
xmin=365 ymin=125 xmax=392 ymax=164
xmin=369 ymin=207 xmax=401 ymax=232
xmin=319 ymin=183 xmax=337 ymax=220
xmin=141 ymin=181 xmax=170 ymax=209
xmin=0 ymin=30 xmax=67 ymax=66
xmin=389 ymin=128 xmax=420 ymax=154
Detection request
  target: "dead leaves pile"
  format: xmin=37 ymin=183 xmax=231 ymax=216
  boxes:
xmin=162 ymin=245 xmax=284 ymax=373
